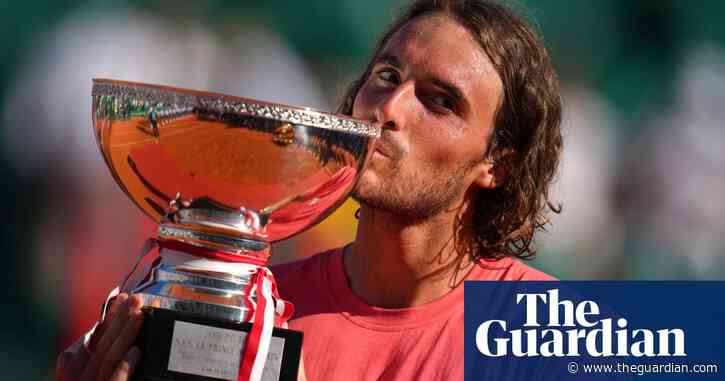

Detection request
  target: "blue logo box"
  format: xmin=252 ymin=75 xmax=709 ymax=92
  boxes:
xmin=464 ymin=282 xmax=725 ymax=380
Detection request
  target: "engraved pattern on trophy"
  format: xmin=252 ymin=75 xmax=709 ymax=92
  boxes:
xmin=91 ymin=79 xmax=379 ymax=381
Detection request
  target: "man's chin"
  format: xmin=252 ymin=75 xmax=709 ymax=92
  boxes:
xmin=351 ymin=193 xmax=395 ymax=216
xmin=351 ymin=185 xmax=391 ymax=213
xmin=352 ymin=177 xmax=466 ymax=222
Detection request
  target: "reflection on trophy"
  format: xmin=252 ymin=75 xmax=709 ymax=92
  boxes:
xmin=91 ymin=79 xmax=379 ymax=381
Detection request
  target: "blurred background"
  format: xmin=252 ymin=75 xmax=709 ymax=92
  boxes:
xmin=2 ymin=0 xmax=725 ymax=378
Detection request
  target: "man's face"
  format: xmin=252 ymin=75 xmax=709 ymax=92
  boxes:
xmin=352 ymin=15 xmax=503 ymax=220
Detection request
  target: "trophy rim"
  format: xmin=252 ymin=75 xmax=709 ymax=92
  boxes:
xmin=92 ymin=78 xmax=380 ymax=138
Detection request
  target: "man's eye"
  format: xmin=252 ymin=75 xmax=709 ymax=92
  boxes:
xmin=429 ymin=95 xmax=456 ymax=112
xmin=376 ymin=69 xmax=399 ymax=84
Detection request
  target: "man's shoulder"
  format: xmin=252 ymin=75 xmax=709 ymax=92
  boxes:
xmin=504 ymin=257 xmax=557 ymax=280
xmin=474 ymin=256 xmax=557 ymax=281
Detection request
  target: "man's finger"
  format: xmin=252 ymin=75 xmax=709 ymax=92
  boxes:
xmin=110 ymin=347 xmax=141 ymax=381
xmin=91 ymin=293 xmax=129 ymax=351
xmin=95 ymin=294 xmax=142 ymax=356
xmin=105 ymin=293 xmax=129 ymax=328
xmin=98 ymin=308 xmax=144 ymax=381
xmin=81 ymin=294 xmax=142 ymax=381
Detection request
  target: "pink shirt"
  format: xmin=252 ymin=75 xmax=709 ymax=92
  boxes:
xmin=272 ymin=248 xmax=553 ymax=380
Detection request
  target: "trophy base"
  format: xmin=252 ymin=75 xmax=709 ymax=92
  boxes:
xmin=131 ymin=307 xmax=303 ymax=381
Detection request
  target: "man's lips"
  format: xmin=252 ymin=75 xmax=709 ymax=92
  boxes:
xmin=373 ymin=145 xmax=390 ymax=158
xmin=370 ymin=128 xmax=401 ymax=160
xmin=373 ymin=141 xmax=393 ymax=159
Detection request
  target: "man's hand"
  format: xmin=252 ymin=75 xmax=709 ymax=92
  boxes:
xmin=56 ymin=293 xmax=145 ymax=381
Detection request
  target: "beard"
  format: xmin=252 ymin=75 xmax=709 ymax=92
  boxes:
xmin=352 ymin=155 xmax=475 ymax=222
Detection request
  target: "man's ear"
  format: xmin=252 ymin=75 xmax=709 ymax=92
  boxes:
xmin=473 ymin=149 xmax=515 ymax=189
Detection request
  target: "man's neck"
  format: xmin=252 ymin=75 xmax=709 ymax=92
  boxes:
xmin=344 ymin=204 xmax=475 ymax=308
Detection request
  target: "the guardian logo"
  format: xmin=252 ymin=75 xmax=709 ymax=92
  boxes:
xmin=476 ymin=289 xmax=687 ymax=358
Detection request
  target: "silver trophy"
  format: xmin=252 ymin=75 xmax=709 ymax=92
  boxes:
xmin=91 ymin=79 xmax=378 ymax=381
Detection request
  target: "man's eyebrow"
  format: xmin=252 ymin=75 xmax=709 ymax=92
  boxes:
xmin=430 ymin=77 xmax=466 ymax=105
xmin=375 ymin=53 xmax=403 ymax=68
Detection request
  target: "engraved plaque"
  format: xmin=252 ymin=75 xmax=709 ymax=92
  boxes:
xmin=168 ymin=321 xmax=286 ymax=381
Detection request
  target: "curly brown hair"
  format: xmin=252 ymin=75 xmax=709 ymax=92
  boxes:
xmin=339 ymin=0 xmax=563 ymax=261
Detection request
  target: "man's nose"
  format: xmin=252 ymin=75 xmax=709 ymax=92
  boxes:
xmin=375 ymin=81 xmax=415 ymax=131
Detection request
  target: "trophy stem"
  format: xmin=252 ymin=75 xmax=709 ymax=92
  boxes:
xmin=124 ymin=226 xmax=273 ymax=323
xmin=157 ymin=224 xmax=271 ymax=262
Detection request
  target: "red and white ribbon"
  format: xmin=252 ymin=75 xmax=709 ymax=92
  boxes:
xmin=238 ymin=268 xmax=276 ymax=381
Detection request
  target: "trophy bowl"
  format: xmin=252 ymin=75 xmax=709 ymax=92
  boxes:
xmin=91 ymin=79 xmax=378 ymax=381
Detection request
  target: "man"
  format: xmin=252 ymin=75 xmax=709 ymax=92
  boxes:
xmin=148 ymin=106 xmax=160 ymax=138
xmin=57 ymin=0 xmax=562 ymax=380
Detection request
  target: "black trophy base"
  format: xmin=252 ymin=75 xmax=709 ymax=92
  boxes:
xmin=130 ymin=307 xmax=303 ymax=381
